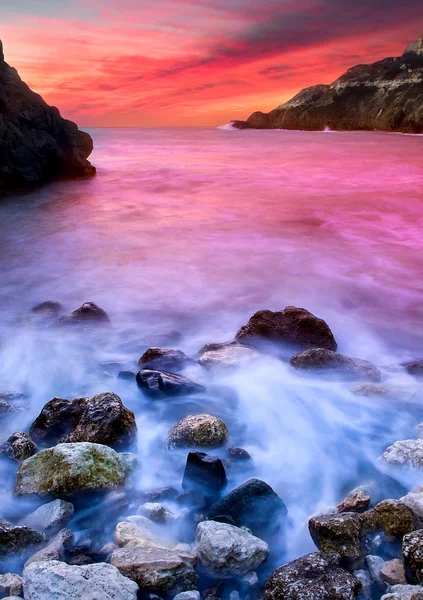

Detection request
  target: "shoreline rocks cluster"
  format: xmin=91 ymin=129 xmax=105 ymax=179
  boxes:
xmin=1 ymin=301 xmax=423 ymax=599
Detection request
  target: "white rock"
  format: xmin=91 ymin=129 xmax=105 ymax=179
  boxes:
xmin=0 ymin=573 xmax=23 ymax=597
xmin=23 ymin=560 xmax=138 ymax=599
xmin=195 ymin=521 xmax=269 ymax=578
xmin=173 ymin=592 xmax=200 ymax=600
xmin=198 ymin=344 xmax=261 ymax=370
xmin=22 ymin=500 xmax=74 ymax=532
xmin=138 ymin=503 xmax=176 ymax=524
xmin=400 ymin=492 xmax=423 ymax=522
xmin=114 ymin=519 xmax=190 ymax=553
xmin=381 ymin=584 xmax=423 ymax=600
xmin=381 ymin=440 xmax=423 ymax=469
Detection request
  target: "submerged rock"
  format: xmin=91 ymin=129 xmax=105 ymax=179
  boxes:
xmin=110 ymin=546 xmax=197 ymax=594
xmin=136 ymin=370 xmax=205 ymax=397
xmin=0 ymin=432 xmax=36 ymax=462
xmin=235 ymin=306 xmax=337 ymax=351
xmin=196 ymin=521 xmax=269 ymax=578
xmin=30 ymin=392 xmax=137 ymax=451
xmin=167 ymin=415 xmax=229 ymax=449
xmin=351 ymin=384 xmax=422 ymax=403
xmin=207 ymin=478 xmax=287 ymax=536
xmin=264 ymin=551 xmax=360 ymax=600
xmin=197 ymin=343 xmax=262 ymax=369
xmin=0 ymin=520 xmax=47 ymax=559
xmin=403 ymin=530 xmax=423 ymax=584
xmin=23 ymin=560 xmax=138 ymax=600
xmin=138 ymin=348 xmax=194 ymax=372
xmin=22 ymin=500 xmax=74 ymax=533
xmin=0 ymin=40 xmax=95 ymax=189
xmin=381 ymin=440 xmax=423 ymax=469
xmin=401 ymin=360 xmax=423 ymax=377
xmin=182 ymin=452 xmax=227 ymax=496
xmin=290 ymin=348 xmax=381 ymax=381
xmin=15 ymin=442 xmax=136 ymax=497
xmin=57 ymin=301 xmax=110 ymax=327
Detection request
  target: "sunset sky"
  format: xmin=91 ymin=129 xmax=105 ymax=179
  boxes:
xmin=2 ymin=0 xmax=423 ymax=127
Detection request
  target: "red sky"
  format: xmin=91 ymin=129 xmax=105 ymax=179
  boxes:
xmin=2 ymin=0 xmax=423 ymax=127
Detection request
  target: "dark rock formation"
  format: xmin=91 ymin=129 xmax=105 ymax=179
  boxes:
xmin=309 ymin=513 xmax=364 ymax=568
xmin=403 ymin=529 xmax=423 ymax=583
xmin=182 ymin=451 xmax=227 ymax=496
xmin=136 ymin=369 xmax=205 ymax=398
xmin=235 ymin=306 xmax=337 ymax=351
xmin=232 ymin=35 xmax=423 ymax=134
xmin=138 ymin=348 xmax=194 ymax=372
xmin=0 ymin=40 xmax=95 ymax=188
xmin=401 ymin=360 xmax=423 ymax=376
xmin=0 ymin=519 xmax=47 ymax=558
xmin=0 ymin=431 xmax=37 ymax=462
xmin=207 ymin=478 xmax=287 ymax=536
xmin=57 ymin=302 xmax=111 ymax=327
xmin=29 ymin=392 xmax=137 ymax=451
xmin=264 ymin=552 xmax=361 ymax=600
xmin=290 ymin=348 xmax=381 ymax=382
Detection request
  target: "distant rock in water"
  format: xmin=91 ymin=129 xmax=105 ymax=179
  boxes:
xmin=231 ymin=35 xmax=423 ymax=134
xmin=0 ymin=40 xmax=95 ymax=188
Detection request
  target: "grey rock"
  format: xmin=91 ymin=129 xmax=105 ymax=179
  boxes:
xmin=196 ymin=521 xmax=269 ymax=578
xmin=15 ymin=442 xmax=136 ymax=497
xmin=0 ymin=573 xmax=23 ymax=597
xmin=290 ymin=348 xmax=381 ymax=382
xmin=0 ymin=432 xmax=36 ymax=462
xmin=381 ymin=584 xmax=423 ymax=600
xmin=23 ymin=560 xmax=138 ymax=599
xmin=381 ymin=440 xmax=423 ymax=469
xmin=138 ymin=348 xmax=194 ymax=372
xmin=366 ymin=555 xmax=386 ymax=590
xmin=198 ymin=344 xmax=262 ymax=370
xmin=353 ymin=570 xmax=372 ymax=599
xmin=0 ymin=42 xmax=95 ymax=189
xmin=173 ymin=592 xmax=200 ymax=600
xmin=138 ymin=503 xmax=176 ymax=524
xmin=22 ymin=500 xmax=74 ymax=533
xmin=25 ymin=528 xmax=73 ymax=567
xmin=110 ymin=546 xmax=197 ymax=594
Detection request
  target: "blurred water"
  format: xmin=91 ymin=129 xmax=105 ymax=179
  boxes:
xmin=1 ymin=127 xmax=423 ymax=563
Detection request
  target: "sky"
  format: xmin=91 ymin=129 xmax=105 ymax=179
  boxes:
xmin=2 ymin=0 xmax=423 ymax=127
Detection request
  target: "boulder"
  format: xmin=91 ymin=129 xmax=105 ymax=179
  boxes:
xmin=30 ymin=393 xmax=137 ymax=451
xmin=401 ymin=492 xmax=423 ymax=523
xmin=110 ymin=546 xmax=197 ymax=594
xmin=403 ymin=530 xmax=423 ymax=584
xmin=362 ymin=500 xmax=418 ymax=537
xmin=207 ymin=478 xmax=287 ymax=536
xmin=0 ymin=574 xmax=23 ymax=597
xmin=138 ymin=348 xmax=194 ymax=372
xmin=381 ymin=559 xmax=407 ymax=585
xmin=137 ymin=370 xmax=205 ymax=398
xmin=381 ymin=585 xmax=423 ymax=600
xmin=0 ymin=41 xmax=95 ymax=189
xmin=0 ymin=520 xmax=47 ymax=559
xmin=308 ymin=512 xmax=364 ymax=567
xmin=227 ymin=447 xmax=252 ymax=461
xmin=235 ymin=307 xmax=337 ymax=351
xmin=167 ymin=415 xmax=229 ymax=450
xmin=290 ymin=348 xmax=381 ymax=382
xmin=381 ymin=440 xmax=423 ymax=469
xmin=30 ymin=301 xmax=62 ymax=318
xmin=22 ymin=500 xmax=74 ymax=533
xmin=23 ymin=560 xmax=138 ymax=600
xmin=401 ymin=361 xmax=423 ymax=377
xmin=15 ymin=442 xmax=136 ymax=497
xmin=0 ymin=432 xmax=36 ymax=462
xmin=25 ymin=528 xmax=73 ymax=567
xmin=264 ymin=551 xmax=361 ymax=600
xmin=57 ymin=302 xmax=110 ymax=326
xmin=114 ymin=518 xmax=190 ymax=553
xmin=366 ymin=554 xmax=386 ymax=590
xmin=138 ymin=503 xmax=176 ymax=524
xmin=182 ymin=452 xmax=227 ymax=497
xmin=196 ymin=521 xmax=269 ymax=578
xmin=197 ymin=343 xmax=262 ymax=369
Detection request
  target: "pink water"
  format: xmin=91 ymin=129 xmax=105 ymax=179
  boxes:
xmin=1 ymin=127 xmax=423 ymax=561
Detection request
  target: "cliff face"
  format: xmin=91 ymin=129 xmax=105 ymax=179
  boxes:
xmin=232 ymin=35 xmax=423 ymax=134
xmin=0 ymin=41 xmax=95 ymax=189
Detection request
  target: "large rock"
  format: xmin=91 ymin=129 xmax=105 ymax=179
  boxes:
xmin=29 ymin=393 xmax=136 ymax=451
xmin=197 ymin=343 xmax=262 ymax=369
xmin=309 ymin=513 xmax=364 ymax=567
xmin=167 ymin=414 xmax=229 ymax=450
xmin=207 ymin=478 xmax=287 ymax=536
xmin=264 ymin=551 xmax=361 ymax=600
xmin=138 ymin=348 xmax=194 ymax=372
xmin=15 ymin=442 xmax=136 ymax=497
xmin=57 ymin=302 xmax=110 ymax=326
xmin=231 ymin=36 xmax=423 ymax=134
xmin=0 ymin=41 xmax=95 ymax=188
xmin=23 ymin=560 xmax=138 ymax=599
xmin=235 ymin=307 xmax=337 ymax=351
xmin=381 ymin=440 xmax=423 ymax=469
xmin=196 ymin=521 xmax=268 ymax=578
xmin=110 ymin=546 xmax=197 ymax=594
xmin=362 ymin=500 xmax=418 ymax=537
xmin=0 ymin=432 xmax=36 ymax=462
xmin=136 ymin=370 xmax=205 ymax=398
xmin=403 ymin=530 xmax=423 ymax=584
xmin=290 ymin=348 xmax=381 ymax=382
xmin=22 ymin=500 xmax=74 ymax=533
xmin=0 ymin=520 xmax=47 ymax=558
xmin=182 ymin=452 xmax=227 ymax=496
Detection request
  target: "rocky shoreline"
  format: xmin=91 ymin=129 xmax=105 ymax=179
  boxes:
xmin=0 ymin=41 xmax=95 ymax=190
xmin=231 ymin=35 xmax=423 ymax=134
xmin=1 ymin=301 xmax=423 ymax=599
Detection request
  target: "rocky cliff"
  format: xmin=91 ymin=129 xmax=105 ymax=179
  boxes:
xmin=0 ymin=40 xmax=95 ymax=189
xmin=232 ymin=35 xmax=423 ymax=133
